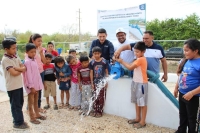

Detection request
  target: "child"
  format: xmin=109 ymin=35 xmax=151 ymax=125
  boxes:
xmin=116 ymin=41 xmax=148 ymax=129
xmin=23 ymin=43 xmax=46 ymax=124
xmin=66 ymin=55 xmax=81 ymax=110
xmin=89 ymin=46 xmax=109 ymax=118
xmin=1 ymin=39 xmax=29 ymax=129
xmin=174 ymin=39 xmax=200 ymax=133
xmin=43 ymin=54 xmax=58 ymax=110
xmin=45 ymin=42 xmax=59 ymax=63
xmin=69 ymin=49 xmax=79 ymax=61
xmin=28 ymin=34 xmax=46 ymax=113
xmin=54 ymin=56 xmax=71 ymax=108
xmin=77 ymin=55 xmax=92 ymax=115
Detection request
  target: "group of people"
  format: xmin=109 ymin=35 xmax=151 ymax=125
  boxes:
xmin=1 ymin=27 xmax=200 ymax=133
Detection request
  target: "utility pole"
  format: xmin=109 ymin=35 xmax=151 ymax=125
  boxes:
xmin=77 ymin=8 xmax=81 ymax=49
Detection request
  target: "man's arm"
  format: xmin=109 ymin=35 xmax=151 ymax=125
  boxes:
xmin=109 ymin=42 xmax=114 ymax=62
xmin=160 ymin=57 xmax=168 ymax=82
xmin=114 ymin=44 xmax=132 ymax=59
xmin=89 ymin=41 xmax=95 ymax=58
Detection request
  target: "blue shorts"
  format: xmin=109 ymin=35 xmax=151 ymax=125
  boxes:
xmin=59 ymin=80 xmax=71 ymax=90
xmin=40 ymin=71 xmax=44 ymax=82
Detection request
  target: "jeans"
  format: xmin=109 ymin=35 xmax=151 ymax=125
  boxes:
xmin=106 ymin=60 xmax=111 ymax=74
xmin=7 ymin=87 xmax=24 ymax=126
xmin=177 ymin=92 xmax=199 ymax=133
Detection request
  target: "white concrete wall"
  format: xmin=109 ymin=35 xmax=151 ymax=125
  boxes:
xmin=0 ymin=67 xmax=179 ymax=129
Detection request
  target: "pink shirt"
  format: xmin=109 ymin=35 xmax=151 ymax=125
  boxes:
xmin=23 ymin=57 xmax=44 ymax=94
xmin=25 ymin=48 xmax=45 ymax=73
xmin=69 ymin=61 xmax=81 ymax=83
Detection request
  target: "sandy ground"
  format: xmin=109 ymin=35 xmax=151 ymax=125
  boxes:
xmin=0 ymin=82 xmax=177 ymax=133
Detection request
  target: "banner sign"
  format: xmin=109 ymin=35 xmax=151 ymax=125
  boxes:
xmin=97 ymin=4 xmax=146 ymax=42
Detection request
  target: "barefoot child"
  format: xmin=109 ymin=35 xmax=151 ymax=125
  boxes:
xmin=54 ymin=56 xmax=71 ymax=108
xmin=2 ymin=39 xmax=29 ymax=130
xmin=116 ymin=41 xmax=148 ymax=128
xmin=77 ymin=55 xmax=92 ymax=115
xmin=43 ymin=54 xmax=58 ymax=110
xmin=89 ymin=46 xmax=109 ymax=118
xmin=23 ymin=43 xmax=46 ymax=124
xmin=66 ymin=55 xmax=81 ymax=110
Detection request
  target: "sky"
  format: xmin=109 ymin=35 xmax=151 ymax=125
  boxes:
xmin=0 ymin=0 xmax=199 ymax=35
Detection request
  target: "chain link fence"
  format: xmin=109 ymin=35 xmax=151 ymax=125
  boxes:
xmin=0 ymin=40 xmax=187 ymax=60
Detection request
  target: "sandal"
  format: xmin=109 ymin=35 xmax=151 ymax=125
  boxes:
xmin=128 ymin=119 xmax=139 ymax=124
xmin=68 ymin=106 xmax=74 ymax=111
xmin=63 ymin=103 xmax=69 ymax=109
xmin=95 ymin=113 xmax=102 ymax=118
xmin=89 ymin=112 xmax=96 ymax=117
xmin=59 ymin=103 xmax=64 ymax=109
xmin=39 ymin=108 xmax=46 ymax=113
xmin=30 ymin=119 xmax=41 ymax=124
xmin=36 ymin=116 xmax=47 ymax=120
xmin=43 ymin=104 xmax=50 ymax=109
xmin=133 ymin=123 xmax=146 ymax=129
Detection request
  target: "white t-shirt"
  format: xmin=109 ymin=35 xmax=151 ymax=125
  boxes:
xmin=113 ymin=39 xmax=135 ymax=63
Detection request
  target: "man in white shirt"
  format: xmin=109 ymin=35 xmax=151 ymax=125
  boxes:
xmin=112 ymin=28 xmax=135 ymax=77
xmin=113 ymin=28 xmax=135 ymax=63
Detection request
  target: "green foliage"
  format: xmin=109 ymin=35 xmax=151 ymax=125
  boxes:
xmin=146 ymin=13 xmax=200 ymax=49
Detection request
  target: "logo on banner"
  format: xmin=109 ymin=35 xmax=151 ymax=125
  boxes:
xmin=139 ymin=4 xmax=146 ymax=10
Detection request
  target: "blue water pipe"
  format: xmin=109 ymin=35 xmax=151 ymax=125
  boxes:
xmin=110 ymin=62 xmax=179 ymax=109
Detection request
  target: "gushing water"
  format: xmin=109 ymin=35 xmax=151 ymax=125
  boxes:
xmin=85 ymin=74 xmax=116 ymax=116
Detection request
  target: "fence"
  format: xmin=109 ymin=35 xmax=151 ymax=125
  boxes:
xmin=0 ymin=40 xmax=187 ymax=60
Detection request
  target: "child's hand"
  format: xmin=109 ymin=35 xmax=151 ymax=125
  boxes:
xmin=59 ymin=72 xmax=64 ymax=76
xmin=91 ymin=84 xmax=94 ymax=90
xmin=183 ymin=91 xmax=194 ymax=101
xmin=38 ymin=46 xmax=43 ymax=54
xmin=173 ymin=88 xmax=178 ymax=98
xmin=44 ymin=84 xmax=47 ymax=90
xmin=30 ymin=88 xmax=36 ymax=94
xmin=105 ymin=82 xmax=108 ymax=89
xmin=79 ymin=85 xmax=82 ymax=91
xmin=13 ymin=67 xmax=21 ymax=72
xmin=115 ymin=58 xmax=123 ymax=63
xmin=20 ymin=64 xmax=25 ymax=68
xmin=66 ymin=77 xmax=70 ymax=81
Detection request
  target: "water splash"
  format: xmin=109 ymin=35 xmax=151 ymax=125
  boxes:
xmin=85 ymin=74 xmax=116 ymax=116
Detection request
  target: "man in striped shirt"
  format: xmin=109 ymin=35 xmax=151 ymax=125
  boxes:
xmin=114 ymin=30 xmax=168 ymax=82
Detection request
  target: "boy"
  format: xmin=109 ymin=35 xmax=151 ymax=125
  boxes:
xmin=116 ymin=41 xmax=148 ymax=129
xmin=77 ymin=55 xmax=92 ymax=115
xmin=43 ymin=54 xmax=58 ymax=110
xmin=69 ymin=49 xmax=79 ymax=61
xmin=1 ymin=39 xmax=29 ymax=130
xmin=89 ymin=46 xmax=108 ymax=118
xmin=45 ymin=42 xmax=59 ymax=63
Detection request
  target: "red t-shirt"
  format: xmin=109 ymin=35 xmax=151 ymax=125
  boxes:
xmin=43 ymin=63 xmax=56 ymax=81
xmin=77 ymin=65 xmax=91 ymax=85
xmin=69 ymin=61 xmax=81 ymax=83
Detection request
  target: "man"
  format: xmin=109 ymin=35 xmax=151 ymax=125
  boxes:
xmin=114 ymin=30 xmax=168 ymax=82
xmin=113 ymin=27 xmax=135 ymax=63
xmin=89 ymin=28 xmax=114 ymax=73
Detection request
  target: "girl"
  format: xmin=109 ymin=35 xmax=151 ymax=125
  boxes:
xmin=66 ymin=55 xmax=81 ymax=110
xmin=174 ymin=38 xmax=200 ymax=133
xmin=27 ymin=34 xmax=46 ymax=113
xmin=54 ymin=56 xmax=71 ymax=108
xmin=45 ymin=42 xmax=59 ymax=63
xmin=23 ymin=43 xmax=46 ymax=124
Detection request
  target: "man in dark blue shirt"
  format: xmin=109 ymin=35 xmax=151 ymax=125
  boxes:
xmin=89 ymin=28 xmax=114 ymax=73
xmin=89 ymin=28 xmax=114 ymax=63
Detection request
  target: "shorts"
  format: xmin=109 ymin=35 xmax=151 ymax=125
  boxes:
xmin=43 ymin=81 xmax=56 ymax=97
xmin=59 ymin=80 xmax=71 ymax=90
xmin=131 ymin=81 xmax=148 ymax=106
